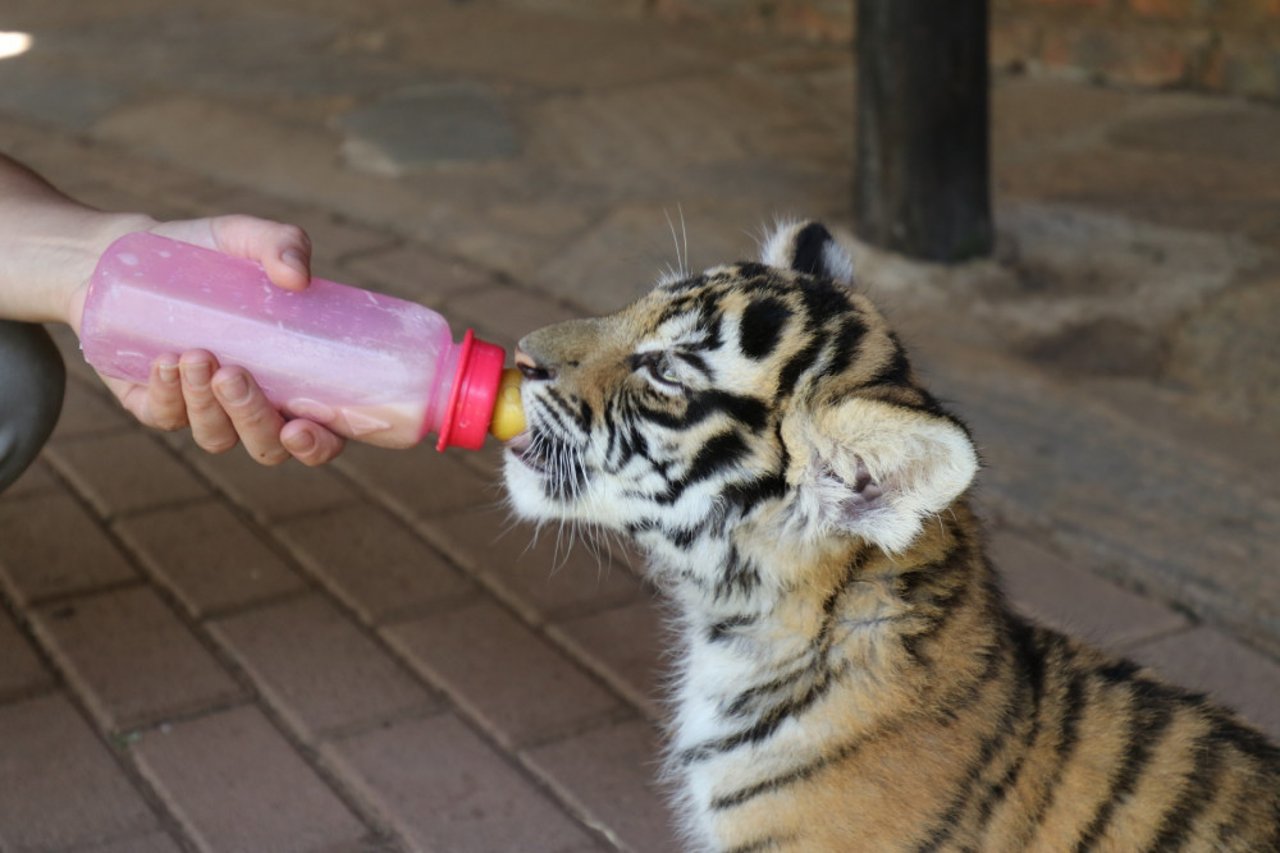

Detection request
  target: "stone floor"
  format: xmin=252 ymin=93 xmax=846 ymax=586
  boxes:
xmin=1 ymin=1 xmax=1279 ymax=851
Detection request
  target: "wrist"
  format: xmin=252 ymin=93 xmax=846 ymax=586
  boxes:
xmin=52 ymin=211 xmax=160 ymax=328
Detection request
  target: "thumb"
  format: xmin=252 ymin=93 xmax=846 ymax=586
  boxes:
xmin=153 ymin=215 xmax=313 ymax=291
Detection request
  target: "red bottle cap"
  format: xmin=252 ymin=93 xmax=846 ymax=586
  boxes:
xmin=436 ymin=329 xmax=506 ymax=451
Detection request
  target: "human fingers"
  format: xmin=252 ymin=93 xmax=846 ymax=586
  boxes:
xmin=210 ymin=366 xmax=291 ymax=466
xmin=147 ymin=356 xmax=189 ymax=429
xmin=280 ymin=419 xmax=345 ymax=467
xmin=150 ymin=215 xmax=312 ymax=291
xmin=178 ymin=350 xmax=238 ymax=454
xmin=117 ymin=354 xmax=188 ymax=431
xmin=209 ymin=215 xmax=312 ymax=291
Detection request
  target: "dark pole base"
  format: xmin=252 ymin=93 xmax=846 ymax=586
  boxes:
xmin=854 ymin=0 xmax=994 ymax=262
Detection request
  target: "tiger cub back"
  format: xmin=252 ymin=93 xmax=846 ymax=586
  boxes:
xmin=501 ymin=221 xmax=1280 ymax=852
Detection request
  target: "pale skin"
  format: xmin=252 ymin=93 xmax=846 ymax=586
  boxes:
xmin=0 ymin=153 xmax=343 ymax=465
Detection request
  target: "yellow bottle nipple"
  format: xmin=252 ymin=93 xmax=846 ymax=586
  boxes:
xmin=489 ymin=368 xmax=525 ymax=441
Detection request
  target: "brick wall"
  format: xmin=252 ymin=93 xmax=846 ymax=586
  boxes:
xmin=645 ymin=0 xmax=1280 ymax=100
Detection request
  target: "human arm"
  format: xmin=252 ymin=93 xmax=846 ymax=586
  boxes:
xmin=0 ymin=152 xmax=343 ymax=465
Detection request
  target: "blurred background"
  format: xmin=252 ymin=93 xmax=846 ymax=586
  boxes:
xmin=0 ymin=1 xmax=1277 ymax=851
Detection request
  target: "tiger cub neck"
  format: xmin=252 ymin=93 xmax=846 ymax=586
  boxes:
xmin=665 ymin=499 xmax=1003 ymax=751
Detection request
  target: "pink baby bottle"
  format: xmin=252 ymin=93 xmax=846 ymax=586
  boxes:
xmin=80 ymin=232 xmax=524 ymax=451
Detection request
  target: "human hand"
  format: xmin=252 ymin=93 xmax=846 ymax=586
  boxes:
xmin=68 ymin=215 xmax=345 ymax=466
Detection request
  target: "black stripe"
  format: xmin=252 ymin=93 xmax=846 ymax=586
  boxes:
xmin=724 ymin=660 xmax=818 ymax=717
xmin=789 ymin=222 xmax=834 ymax=277
xmin=970 ymin=624 xmax=1052 ymax=834
xmin=711 ymin=729 xmax=875 ymax=811
xmin=544 ymin=387 xmax=585 ymax=430
xmin=723 ymin=835 xmax=794 ymax=853
xmin=1144 ymin=733 xmax=1225 ymax=853
xmin=1021 ymin=656 xmax=1088 ymax=844
xmin=696 ymin=391 xmax=770 ymax=432
xmin=739 ymin=297 xmax=792 ymax=360
xmin=657 ymin=431 xmax=750 ymax=504
xmin=1072 ymin=690 xmax=1177 ymax=852
xmin=823 ymin=315 xmax=867 ymax=377
xmin=720 ymin=471 xmax=788 ymax=518
xmin=862 ymin=337 xmax=912 ymax=387
xmin=675 ymin=350 xmax=712 ymax=376
xmin=713 ymin=544 xmax=761 ymax=599
xmin=1205 ymin=708 xmax=1280 ymax=767
xmin=639 ymin=389 xmax=769 ymax=432
xmin=659 ymin=272 xmax=708 ymax=293
xmin=708 ymin=614 xmax=757 ymax=643
xmin=681 ymin=661 xmax=850 ymax=765
xmin=915 ymin=629 xmax=1030 ymax=852
xmin=775 ymin=336 xmax=825 ymax=401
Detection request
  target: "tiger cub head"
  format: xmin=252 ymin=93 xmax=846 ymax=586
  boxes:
xmin=504 ymin=222 xmax=979 ymax=592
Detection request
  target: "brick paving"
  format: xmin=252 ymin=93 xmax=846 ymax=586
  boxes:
xmin=1 ymin=1 xmax=1278 ymax=851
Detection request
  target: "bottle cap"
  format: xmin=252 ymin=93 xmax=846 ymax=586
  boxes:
xmin=436 ymin=330 xmax=507 ymax=451
xmin=489 ymin=369 xmax=525 ymax=441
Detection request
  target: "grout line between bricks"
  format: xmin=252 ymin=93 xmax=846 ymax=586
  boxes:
xmin=9 ymin=120 xmax=649 ymax=846
xmin=33 ymin=434 xmax=405 ymax=851
xmin=290 ymin=464 xmax=642 ymax=850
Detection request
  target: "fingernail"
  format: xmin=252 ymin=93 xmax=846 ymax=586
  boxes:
xmin=158 ymin=363 xmax=178 ymax=383
xmin=286 ymin=429 xmax=316 ymax=454
xmin=282 ymin=249 xmax=308 ymax=275
xmin=181 ymin=361 xmax=211 ymax=388
xmin=217 ymin=374 xmax=251 ymax=405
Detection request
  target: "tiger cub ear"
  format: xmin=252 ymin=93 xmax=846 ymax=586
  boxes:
xmin=761 ymin=220 xmax=855 ymax=285
xmin=796 ymin=399 xmax=978 ymax=553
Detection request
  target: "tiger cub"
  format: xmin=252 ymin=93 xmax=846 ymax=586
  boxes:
xmin=502 ymin=222 xmax=1280 ymax=852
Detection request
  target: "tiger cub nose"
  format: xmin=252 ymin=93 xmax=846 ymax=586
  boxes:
xmin=514 ymin=348 xmax=556 ymax=381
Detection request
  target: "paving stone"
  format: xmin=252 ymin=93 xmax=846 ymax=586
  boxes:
xmin=550 ymin=598 xmax=670 ymax=721
xmin=443 ymin=283 xmax=580 ymax=351
xmin=524 ymin=717 xmax=680 ymax=853
xmin=0 ymin=606 xmax=55 ymax=702
xmin=91 ymin=95 xmax=437 ymax=239
xmin=922 ymin=340 xmax=1280 ymax=659
xmin=393 ymin=6 xmax=715 ymax=89
xmin=0 ymin=491 xmax=137 ymax=605
xmin=383 ymin=598 xmax=623 ymax=748
xmin=0 ymin=58 xmax=129 ymax=130
xmin=182 ymin=442 xmax=357 ymax=525
xmin=324 ymin=712 xmax=602 ymax=852
xmin=339 ymin=242 xmax=497 ymax=306
xmin=528 ymin=204 xmax=761 ymax=315
xmin=211 ymin=594 xmax=437 ymax=740
xmin=45 ymin=432 xmax=209 ymax=518
xmin=68 ymin=831 xmax=184 ymax=853
xmin=31 ymin=586 xmax=244 ymax=732
xmin=337 ymin=83 xmax=519 ymax=174
xmin=334 ymin=442 xmax=500 ymax=520
xmin=0 ymin=457 xmax=57 ymax=500
xmin=527 ymin=77 xmax=746 ymax=175
xmin=991 ymin=527 xmax=1190 ymax=649
xmin=419 ymin=505 xmax=647 ymax=624
xmin=52 ymin=379 xmax=132 ymax=438
xmin=433 ymin=197 xmax=603 ymax=279
xmin=992 ymin=77 xmax=1144 ymax=158
xmin=274 ymin=503 xmax=475 ymax=625
xmin=133 ymin=705 xmax=369 ymax=853
xmin=1168 ymin=274 xmax=1280 ymax=429
xmin=36 ymin=7 xmax=339 ymax=95
xmin=114 ymin=501 xmax=305 ymax=618
xmin=0 ymin=694 xmax=157 ymax=850
xmin=1126 ymin=626 xmax=1280 ymax=740
xmin=1109 ymin=104 xmax=1280 ymax=165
